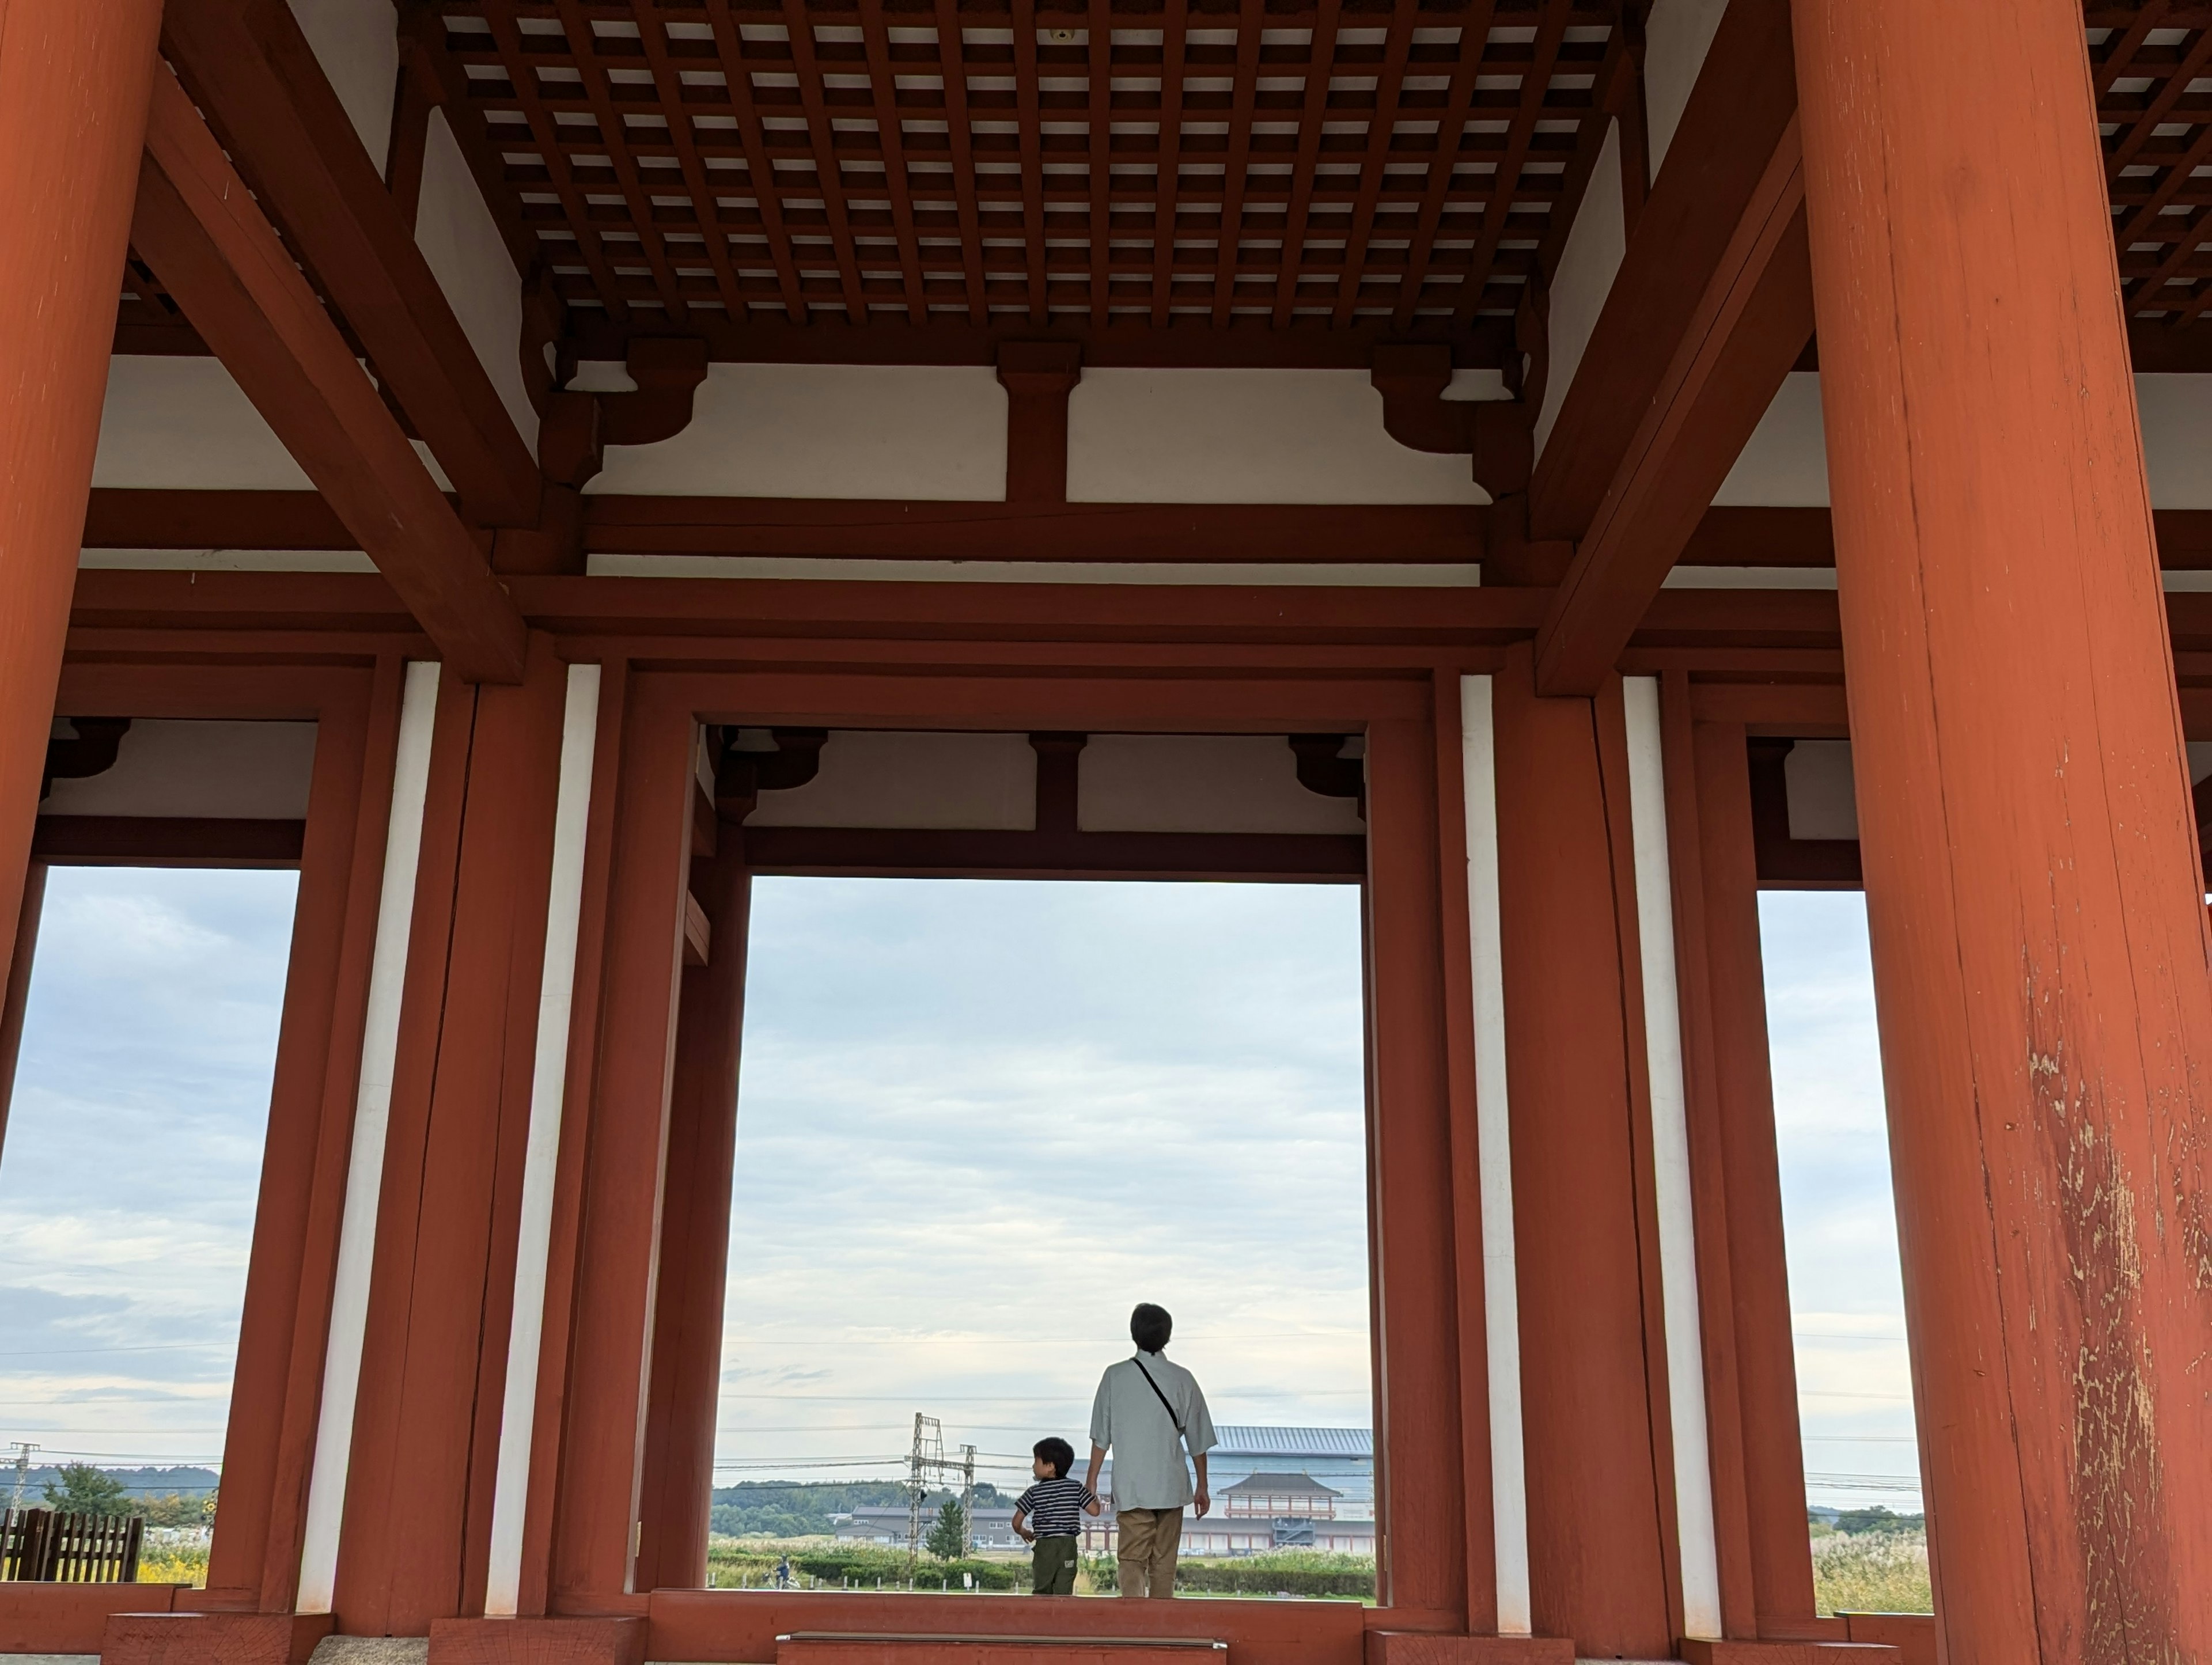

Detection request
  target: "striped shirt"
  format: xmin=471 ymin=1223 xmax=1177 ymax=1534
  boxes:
xmin=1016 ymin=1476 xmax=1097 ymax=1539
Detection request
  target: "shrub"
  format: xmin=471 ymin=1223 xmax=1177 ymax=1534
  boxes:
xmin=1812 ymin=1534 xmax=1931 ymax=1617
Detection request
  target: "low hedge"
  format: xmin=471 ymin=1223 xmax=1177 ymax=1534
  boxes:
xmin=1085 ymin=1551 xmax=1373 ymax=1599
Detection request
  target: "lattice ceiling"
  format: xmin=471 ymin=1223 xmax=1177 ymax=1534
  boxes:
xmin=403 ymin=0 xmax=1624 ymax=362
xmin=118 ymin=5 xmax=2212 ymax=369
xmin=2093 ymin=7 xmax=2212 ymax=329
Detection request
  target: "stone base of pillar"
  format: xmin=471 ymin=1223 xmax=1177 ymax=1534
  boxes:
xmin=1363 ymin=1632 xmax=1575 ymax=1665
xmin=102 ymin=1610 xmax=335 ymax=1664
xmin=426 ymin=1617 xmax=646 ymax=1665
xmin=1679 ymin=1641 xmax=1900 ymax=1664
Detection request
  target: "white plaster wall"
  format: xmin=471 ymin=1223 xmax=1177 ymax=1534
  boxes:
xmin=1080 ymin=734 xmax=1364 ymax=834
xmin=1534 ymin=121 xmax=1625 ymax=458
xmin=745 ymin=731 xmax=1037 ymax=828
xmin=1712 ymin=371 xmax=1828 ymax=506
xmin=1717 ymin=371 xmax=2212 ymax=510
xmin=1067 ymin=368 xmax=1493 ymax=504
xmin=589 ymin=365 xmax=1010 ymax=499
xmin=41 ymin=720 xmax=319 ymax=819
xmin=1643 ymin=0 xmax=1729 ymax=175
xmin=2135 ymin=376 xmax=2212 ymax=509
xmin=287 ymin=0 xmax=398 ymax=173
xmin=418 ymin=111 xmax=538 ymax=449
xmin=1783 ymin=739 xmax=1857 ymax=841
xmin=93 ymin=357 xmax=313 ymax=490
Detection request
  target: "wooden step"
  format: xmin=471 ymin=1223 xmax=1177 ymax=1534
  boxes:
xmin=778 ymin=1631 xmax=1228 ymax=1665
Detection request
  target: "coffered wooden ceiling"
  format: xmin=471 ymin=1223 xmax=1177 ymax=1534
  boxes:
xmin=116 ymin=3 xmax=2212 ymax=370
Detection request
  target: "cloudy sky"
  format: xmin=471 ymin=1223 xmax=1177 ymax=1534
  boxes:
xmin=0 ymin=867 xmax=1915 ymax=1512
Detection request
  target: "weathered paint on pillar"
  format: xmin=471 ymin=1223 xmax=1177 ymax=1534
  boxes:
xmin=1794 ymin=0 xmax=2212 ymax=1651
xmin=635 ymin=818 xmax=753 ymax=1592
xmin=1489 ymin=650 xmax=1675 ymax=1658
xmin=0 ymin=0 xmax=164 ymax=945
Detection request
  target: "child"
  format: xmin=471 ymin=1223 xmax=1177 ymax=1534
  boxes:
xmin=1012 ymin=1436 xmax=1101 ymax=1595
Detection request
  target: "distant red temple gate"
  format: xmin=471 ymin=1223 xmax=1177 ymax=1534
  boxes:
xmin=2 ymin=0 xmax=2210 ymax=1660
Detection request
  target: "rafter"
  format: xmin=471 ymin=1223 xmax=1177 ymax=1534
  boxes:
xmin=131 ymin=68 xmax=528 ymax=683
xmin=160 ymin=0 xmax=541 ymax=528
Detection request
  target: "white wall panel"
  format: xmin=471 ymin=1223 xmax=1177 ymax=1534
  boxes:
xmin=1535 ymin=122 xmax=1626 ymax=458
xmin=1067 ymin=368 xmax=1494 ymax=504
xmin=93 ymin=357 xmax=313 ymax=491
xmin=589 ymin=365 xmax=1009 ymax=499
xmin=417 ymin=112 xmax=538 ymax=449
xmin=41 ymin=720 xmax=319 ymax=820
xmin=287 ymin=0 xmax=397 ymax=173
xmin=1713 ymin=372 xmax=1828 ymax=507
xmin=1643 ymin=0 xmax=1728 ymax=173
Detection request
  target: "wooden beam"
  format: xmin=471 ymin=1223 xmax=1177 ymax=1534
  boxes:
xmin=131 ymin=69 xmax=527 ymax=683
xmin=31 ymin=814 xmax=306 ymax=866
xmin=1531 ymin=0 xmax=1798 ymax=543
xmin=159 ymin=0 xmax=541 ymax=528
xmin=1533 ymin=125 xmax=1815 ymax=695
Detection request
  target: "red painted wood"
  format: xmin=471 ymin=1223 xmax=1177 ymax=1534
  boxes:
xmin=519 ymin=659 xmax=635 ymax=1618
xmin=1796 ymin=0 xmax=2212 ymax=1648
xmin=997 ymin=343 xmax=1082 ymax=506
xmin=635 ymin=831 xmax=752 ymax=1590
xmin=30 ymin=815 xmax=305 ymax=865
xmin=1363 ymin=1635 xmax=1573 ymax=1665
xmin=780 ymin=1641 xmax=1218 ymax=1665
xmin=0 ymin=0 xmax=164 ymax=996
xmin=160 ymin=0 xmax=540 ymax=526
xmin=0 ymin=863 xmax=46 ymax=1166
xmin=1362 ymin=715 xmax=1468 ymax=1625
xmin=429 ymin=1615 xmax=646 ymax=1665
xmin=643 ymin=1591 xmax=1365 ymax=1665
xmin=1424 ymin=672 xmax=1500 ymax=1636
xmin=103 ymin=1611 xmax=333 ymax=1665
xmin=549 ymin=679 xmax=698 ymax=1605
xmin=131 ymin=71 xmax=527 ymax=683
xmin=1656 ymin=678 xmax=1758 ymax=1641
xmin=0 ymin=1587 xmax=179 ymax=1655
xmin=336 ymin=640 xmax=570 ymax=1631
xmin=1689 ymin=718 xmax=1820 ymax=1636
xmin=1487 ymin=649 xmax=1671 ymax=1658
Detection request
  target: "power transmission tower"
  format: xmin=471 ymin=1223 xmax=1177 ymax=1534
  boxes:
xmin=906 ymin=1417 xmax=981 ymax=1577
xmin=958 ymin=1444 xmax=976 ymax=1558
xmin=8 ymin=1443 xmax=36 ymax=1510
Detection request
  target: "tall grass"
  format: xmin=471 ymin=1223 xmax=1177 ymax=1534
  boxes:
xmin=1811 ymin=1533 xmax=1931 ymax=1616
xmin=137 ymin=1527 xmax=211 ymax=1587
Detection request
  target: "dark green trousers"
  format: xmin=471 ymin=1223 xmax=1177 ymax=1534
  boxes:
xmin=1031 ymin=1534 xmax=1079 ymax=1595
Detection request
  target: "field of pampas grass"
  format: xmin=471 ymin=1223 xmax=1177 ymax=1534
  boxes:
xmin=1812 ymin=1532 xmax=1931 ymax=1616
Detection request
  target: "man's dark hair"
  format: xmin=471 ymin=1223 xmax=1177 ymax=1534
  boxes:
xmin=1130 ymin=1303 xmax=1173 ymax=1353
xmin=1034 ymin=1436 xmax=1075 ymax=1479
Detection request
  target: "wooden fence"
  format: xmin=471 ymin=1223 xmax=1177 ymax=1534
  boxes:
xmin=0 ymin=1508 xmax=143 ymax=1581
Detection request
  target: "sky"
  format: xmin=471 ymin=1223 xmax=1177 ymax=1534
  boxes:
xmin=0 ymin=866 xmax=1915 ymax=1516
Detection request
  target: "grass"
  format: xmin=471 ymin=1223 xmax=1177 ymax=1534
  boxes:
xmin=1811 ymin=1533 xmax=1932 ymax=1617
xmin=136 ymin=1529 xmax=211 ymax=1587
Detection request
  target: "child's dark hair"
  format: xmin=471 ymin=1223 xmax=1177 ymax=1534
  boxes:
xmin=1131 ymin=1303 xmax=1173 ymax=1353
xmin=1034 ymin=1436 xmax=1075 ymax=1479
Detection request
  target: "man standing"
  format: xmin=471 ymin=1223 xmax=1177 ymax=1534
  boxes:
xmin=1084 ymin=1303 xmax=1217 ymax=1598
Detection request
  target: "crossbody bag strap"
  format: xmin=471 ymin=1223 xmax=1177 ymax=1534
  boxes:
xmin=1131 ymin=1355 xmax=1184 ymax=1435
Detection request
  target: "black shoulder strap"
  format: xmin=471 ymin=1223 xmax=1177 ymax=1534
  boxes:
xmin=1131 ymin=1355 xmax=1184 ymax=1435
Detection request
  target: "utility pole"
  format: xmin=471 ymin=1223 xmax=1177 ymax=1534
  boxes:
xmin=8 ymin=1443 xmax=36 ymax=1510
xmin=958 ymin=1444 xmax=975 ymax=1558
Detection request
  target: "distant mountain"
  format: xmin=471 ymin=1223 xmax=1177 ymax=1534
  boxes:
xmin=3 ymin=1465 xmax=219 ymax=1504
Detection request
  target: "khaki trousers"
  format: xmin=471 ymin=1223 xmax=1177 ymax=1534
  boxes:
xmin=1114 ymin=1505 xmax=1183 ymax=1598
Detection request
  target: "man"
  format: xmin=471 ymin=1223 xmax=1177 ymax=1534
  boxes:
xmin=1084 ymin=1302 xmax=1217 ymax=1598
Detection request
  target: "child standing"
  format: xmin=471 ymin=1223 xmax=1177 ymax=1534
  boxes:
xmin=1012 ymin=1436 xmax=1101 ymax=1595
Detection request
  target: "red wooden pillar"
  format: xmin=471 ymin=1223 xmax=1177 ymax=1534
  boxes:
xmin=1796 ymin=0 xmax=2212 ymax=1649
xmin=1488 ymin=651 xmax=1673 ymax=1658
xmin=1668 ymin=703 xmax=1820 ymax=1638
xmin=635 ymin=818 xmax=753 ymax=1592
xmin=335 ymin=638 xmax=572 ymax=1634
xmin=1362 ymin=715 xmax=1470 ymax=1630
xmin=0 ymin=864 xmax=47 ymax=1160
xmin=0 ymin=0 xmax=164 ymax=942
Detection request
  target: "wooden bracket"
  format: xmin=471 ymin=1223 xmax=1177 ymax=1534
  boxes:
xmin=998 ymin=341 xmax=1083 ymax=505
xmin=1371 ymin=344 xmax=1533 ymax=498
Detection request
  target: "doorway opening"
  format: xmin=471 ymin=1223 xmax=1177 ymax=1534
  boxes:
xmin=712 ymin=876 xmax=1374 ymax=1598
xmin=0 ymin=864 xmax=299 ymax=1586
xmin=1758 ymin=890 xmax=1927 ymax=1618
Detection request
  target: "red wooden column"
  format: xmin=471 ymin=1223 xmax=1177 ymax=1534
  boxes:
xmin=1362 ymin=715 xmax=1470 ymax=1630
xmin=635 ymin=817 xmax=753 ymax=1592
xmin=0 ymin=866 xmax=47 ymax=1160
xmin=1796 ymin=0 xmax=2212 ymax=1650
xmin=334 ymin=639 xmax=572 ymax=1634
xmin=1672 ymin=706 xmax=1820 ymax=1638
xmin=0 ymin=0 xmax=164 ymax=942
xmin=1487 ymin=651 xmax=1674 ymax=1659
